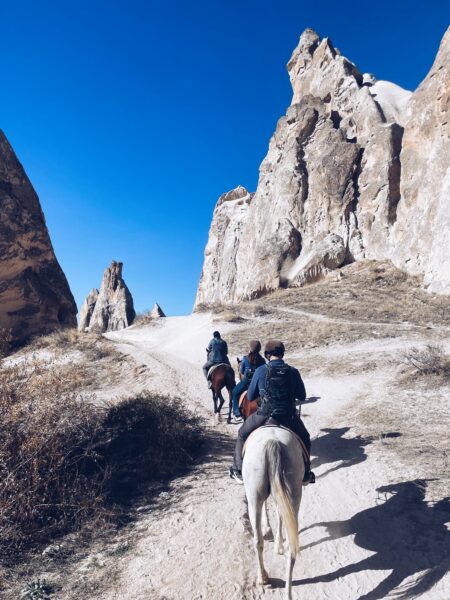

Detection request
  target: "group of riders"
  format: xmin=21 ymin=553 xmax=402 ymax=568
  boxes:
xmin=203 ymin=331 xmax=315 ymax=485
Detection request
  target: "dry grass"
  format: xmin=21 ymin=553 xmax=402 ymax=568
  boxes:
xmin=245 ymin=260 xmax=450 ymax=328
xmin=213 ymin=310 xmax=245 ymax=324
xmin=0 ymin=353 xmax=203 ymax=565
xmin=402 ymin=344 xmax=450 ymax=377
xmin=0 ymin=328 xmax=13 ymax=358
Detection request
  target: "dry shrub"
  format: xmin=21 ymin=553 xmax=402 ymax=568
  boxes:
xmin=30 ymin=329 xmax=116 ymax=363
xmin=134 ymin=310 xmax=161 ymax=325
xmin=0 ymin=328 xmax=13 ymax=358
xmin=216 ymin=310 xmax=244 ymax=323
xmin=0 ymin=360 xmax=202 ymax=562
xmin=402 ymin=344 xmax=450 ymax=376
xmin=193 ymin=302 xmax=209 ymax=313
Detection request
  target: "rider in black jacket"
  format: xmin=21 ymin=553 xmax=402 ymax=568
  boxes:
xmin=229 ymin=340 xmax=314 ymax=484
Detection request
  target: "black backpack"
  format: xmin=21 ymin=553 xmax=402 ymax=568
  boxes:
xmin=262 ymin=363 xmax=295 ymax=418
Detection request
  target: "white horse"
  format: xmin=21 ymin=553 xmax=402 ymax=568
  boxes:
xmin=242 ymin=425 xmax=305 ymax=599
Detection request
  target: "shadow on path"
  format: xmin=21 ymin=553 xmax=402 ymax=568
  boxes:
xmin=311 ymin=428 xmax=401 ymax=479
xmin=298 ymin=479 xmax=450 ymax=599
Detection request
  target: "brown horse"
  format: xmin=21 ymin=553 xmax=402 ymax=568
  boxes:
xmin=238 ymin=391 xmax=259 ymax=420
xmin=209 ymin=364 xmax=236 ymax=423
xmin=236 ymin=357 xmax=259 ymax=420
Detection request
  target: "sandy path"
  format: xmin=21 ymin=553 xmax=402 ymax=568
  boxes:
xmin=102 ymin=316 xmax=449 ymax=600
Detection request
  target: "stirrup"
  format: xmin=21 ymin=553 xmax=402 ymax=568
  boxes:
xmin=302 ymin=470 xmax=316 ymax=486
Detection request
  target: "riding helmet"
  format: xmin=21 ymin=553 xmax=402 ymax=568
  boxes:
xmin=264 ymin=340 xmax=285 ymax=358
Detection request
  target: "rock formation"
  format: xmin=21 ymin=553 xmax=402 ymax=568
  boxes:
xmin=196 ymin=27 xmax=449 ymax=307
xmin=150 ymin=303 xmax=166 ymax=318
xmin=392 ymin=27 xmax=450 ymax=293
xmin=78 ymin=288 xmax=99 ymax=332
xmin=79 ymin=261 xmax=135 ymax=332
xmin=196 ymin=185 xmax=252 ymax=306
xmin=0 ymin=130 xmax=77 ymax=344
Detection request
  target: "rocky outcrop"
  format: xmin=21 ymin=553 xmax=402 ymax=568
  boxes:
xmin=0 ymin=130 xmax=77 ymax=344
xmin=196 ymin=185 xmax=252 ymax=306
xmin=79 ymin=261 xmax=135 ymax=332
xmin=150 ymin=303 xmax=166 ymax=318
xmin=196 ymin=27 xmax=449 ymax=306
xmin=78 ymin=288 xmax=99 ymax=332
xmin=392 ymin=28 xmax=450 ymax=293
xmin=282 ymin=234 xmax=346 ymax=287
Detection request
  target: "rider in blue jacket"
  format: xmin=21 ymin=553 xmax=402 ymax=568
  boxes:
xmin=231 ymin=340 xmax=265 ymax=420
xmin=229 ymin=340 xmax=314 ymax=485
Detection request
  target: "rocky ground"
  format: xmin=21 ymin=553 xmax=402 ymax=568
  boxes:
xmin=2 ymin=262 xmax=449 ymax=599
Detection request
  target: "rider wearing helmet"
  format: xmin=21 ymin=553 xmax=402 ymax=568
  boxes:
xmin=229 ymin=340 xmax=314 ymax=484
xmin=231 ymin=340 xmax=265 ymax=421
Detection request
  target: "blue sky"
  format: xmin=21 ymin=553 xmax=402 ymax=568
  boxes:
xmin=0 ymin=1 xmax=447 ymax=315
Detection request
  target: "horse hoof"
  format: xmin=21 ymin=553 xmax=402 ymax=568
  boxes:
xmin=258 ymin=572 xmax=270 ymax=585
xmin=227 ymin=418 xmax=231 ymax=424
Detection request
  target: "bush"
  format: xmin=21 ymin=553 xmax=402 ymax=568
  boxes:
xmin=0 ymin=328 xmax=13 ymax=358
xmin=402 ymin=344 xmax=450 ymax=376
xmin=0 ymin=360 xmax=202 ymax=561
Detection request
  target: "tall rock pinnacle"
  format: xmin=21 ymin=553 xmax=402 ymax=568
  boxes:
xmin=0 ymin=130 xmax=77 ymax=344
xmin=79 ymin=261 xmax=135 ymax=332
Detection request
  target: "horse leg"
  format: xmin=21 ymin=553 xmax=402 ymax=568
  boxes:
xmin=248 ymin=495 xmax=269 ymax=585
xmin=285 ymin=553 xmax=296 ymax=600
xmin=275 ymin=506 xmax=284 ymax=555
xmin=212 ymin=389 xmax=218 ymax=414
xmin=262 ymin=501 xmax=273 ymax=538
xmin=227 ymin=387 xmax=233 ymax=424
xmin=217 ymin=389 xmax=225 ymax=414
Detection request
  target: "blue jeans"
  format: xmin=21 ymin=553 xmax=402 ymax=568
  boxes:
xmin=232 ymin=379 xmax=249 ymax=417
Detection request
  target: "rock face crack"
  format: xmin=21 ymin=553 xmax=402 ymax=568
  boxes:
xmin=387 ymin=124 xmax=404 ymax=225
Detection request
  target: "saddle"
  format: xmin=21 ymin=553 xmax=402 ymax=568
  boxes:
xmin=207 ymin=363 xmax=231 ymax=379
xmin=238 ymin=391 xmax=259 ymax=420
xmin=242 ymin=420 xmax=310 ymax=464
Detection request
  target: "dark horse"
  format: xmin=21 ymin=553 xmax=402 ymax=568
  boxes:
xmin=209 ymin=364 xmax=236 ymax=423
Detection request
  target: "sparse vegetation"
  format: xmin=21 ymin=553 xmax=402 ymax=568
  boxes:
xmin=402 ymin=344 xmax=450 ymax=376
xmin=0 ymin=328 xmax=13 ymax=358
xmin=248 ymin=260 xmax=450 ymax=328
xmin=20 ymin=579 xmax=53 ymax=599
xmin=0 ymin=357 xmax=203 ymax=563
xmin=214 ymin=310 xmax=244 ymax=323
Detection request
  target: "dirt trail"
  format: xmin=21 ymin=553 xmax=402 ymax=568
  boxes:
xmin=102 ymin=315 xmax=449 ymax=600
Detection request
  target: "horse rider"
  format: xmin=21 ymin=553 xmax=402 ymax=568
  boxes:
xmin=202 ymin=330 xmax=231 ymax=388
xmin=229 ymin=340 xmax=315 ymax=485
xmin=231 ymin=340 xmax=265 ymax=421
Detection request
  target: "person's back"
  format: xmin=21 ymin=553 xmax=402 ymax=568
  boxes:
xmin=202 ymin=330 xmax=230 ymax=386
xmin=255 ymin=359 xmax=302 ymax=421
xmin=207 ymin=336 xmax=228 ymax=363
xmin=230 ymin=340 xmax=314 ymax=485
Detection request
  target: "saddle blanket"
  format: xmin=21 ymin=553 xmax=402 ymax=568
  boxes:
xmin=243 ymin=423 xmax=310 ymax=463
xmin=207 ymin=363 xmax=230 ymax=379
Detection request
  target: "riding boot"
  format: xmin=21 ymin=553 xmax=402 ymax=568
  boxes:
xmin=302 ymin=460 xmax=315 ymax=485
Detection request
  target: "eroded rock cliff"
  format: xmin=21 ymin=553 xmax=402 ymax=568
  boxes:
xmin=196 ymin=27 xmax=449 ymax=306
xmin=0 ymin=130 xmax=77 ymax=343
xmin=392 ymin=27 xmax=450 ymax=293
xmin=79 ymin=261 xmax=135 ymax=332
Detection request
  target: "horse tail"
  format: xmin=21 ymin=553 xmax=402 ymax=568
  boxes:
xmin=266 ymin=440 xmax=299 ymax=557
